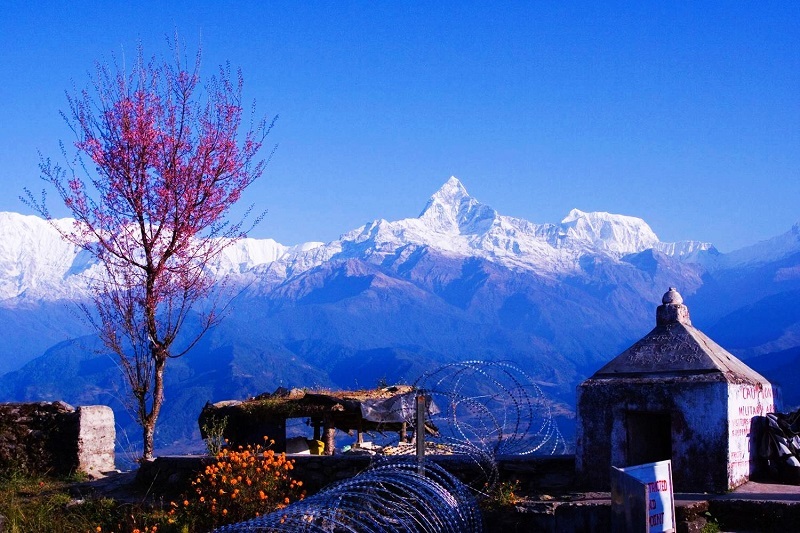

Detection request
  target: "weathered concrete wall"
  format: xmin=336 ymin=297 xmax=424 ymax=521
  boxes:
xmin=576 ymin=377 xmax=731 ymax=492
xmin=578 ymin=376 xmax=777 ymax=492
xmin=0 ymin=402 xmax=115 ymax=477
xmin=727 ymin=382 xmax=777 ymax=487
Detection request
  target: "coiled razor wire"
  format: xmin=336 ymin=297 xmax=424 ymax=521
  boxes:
xmin=413 ymin=360 xmax=566 ymax=457
xmin=215 ymin=360 xmax=565 ymax=532
xmin=213 ymin=458 xmax=482 ymax=533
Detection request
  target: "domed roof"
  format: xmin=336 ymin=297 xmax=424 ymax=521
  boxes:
xmin=587 ymin=288 xmax=770 ymax=384
xmin=662 ymin=287 xmax=683 ymax=305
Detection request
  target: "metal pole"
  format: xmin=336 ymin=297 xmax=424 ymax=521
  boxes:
xmin=416 ymin=389 xmax=425 ymax=474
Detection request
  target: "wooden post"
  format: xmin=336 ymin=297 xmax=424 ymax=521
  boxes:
xmin=323 ymin=415 xmax=336 ymax=456
xmin=313 ymin=419 xmax=321 ymax=442
xmin=416 ymin=390 xmax=425 ymax=474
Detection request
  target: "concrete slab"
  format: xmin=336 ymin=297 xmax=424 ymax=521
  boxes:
xmin=721 ymin=480 xmax=800 ymax=501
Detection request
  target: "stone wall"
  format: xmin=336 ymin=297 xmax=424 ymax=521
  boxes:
xmin=130 ymin=454 xmax=800 ymax=533
xmin=136 ymin=453 xmax=575 ymax=496
xmin=0 ymin=402 xmax=115 ymax=477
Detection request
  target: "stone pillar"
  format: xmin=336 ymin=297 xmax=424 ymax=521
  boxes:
xmin=76 ymin=406 xmax=116 ymax=476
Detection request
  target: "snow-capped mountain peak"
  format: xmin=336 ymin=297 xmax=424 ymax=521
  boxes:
xmin=558 ymin=208 xmax=660 ymax=254
xmin=418 ymin=176 xmax=497 ymax=234
xmin=312 ymin=179 xmax=718 ymax=278
xmin=422 ymin=176 xmax=469 ymax=212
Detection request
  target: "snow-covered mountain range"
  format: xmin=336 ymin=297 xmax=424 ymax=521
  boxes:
xmin=0 ymin=177 xmax=741 ymax=303
xmin=1 ymin=177 xmax=799 ymax=451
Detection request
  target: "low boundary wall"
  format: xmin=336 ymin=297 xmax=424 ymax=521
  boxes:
xmin=136 ymin=453 xmax=575 ymax=495
xmin=0 ymin=402 xmax=115 ymax=477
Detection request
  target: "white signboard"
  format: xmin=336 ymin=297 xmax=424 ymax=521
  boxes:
xmin=611 ymin=460 xmax=675 ymax=532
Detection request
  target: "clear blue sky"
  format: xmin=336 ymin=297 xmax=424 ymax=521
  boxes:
xmin=1 ymin=2 xmax=797 ymax=252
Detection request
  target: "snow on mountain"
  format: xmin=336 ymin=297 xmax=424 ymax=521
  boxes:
xmin=558 ymin=209 xmax=659 ymax=254
xmin=0 ymin=211 xmax=325 ymax=303
xmin=418 ymin=176 xmax=497 ymax=234
xmin=283 ymin=177 xmax=715 ymax=277
xmin=653 ymin=240 xmax=716 ymax=259
xmin=0 ymin=176 xmax=717 ymax=302
xmin=0 ymin=212 xmax=88 ymax=302
xmin=209 ymin=238 xmax=324 ymax=276
xmin=213 ymin=238 xmax=289 ymax=274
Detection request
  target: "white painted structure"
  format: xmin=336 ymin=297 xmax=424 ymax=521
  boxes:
xmin=576 ymin=288 xmax=777 ymax=492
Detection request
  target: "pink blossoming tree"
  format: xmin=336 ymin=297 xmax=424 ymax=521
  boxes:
xmin=26 ymin=46 xmax=273 ymax=460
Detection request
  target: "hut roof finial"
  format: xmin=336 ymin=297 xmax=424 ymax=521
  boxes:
xmin=662 ymin=287 xmax=683 ymax=305
xmin=657 ymin=287 xmax=691 ymax=325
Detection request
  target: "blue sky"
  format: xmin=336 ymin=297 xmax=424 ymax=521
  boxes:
xmin=1 ymin=2 xmax=797 ymax=252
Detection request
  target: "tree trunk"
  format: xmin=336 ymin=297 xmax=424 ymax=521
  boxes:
xmin=142 ymin=420 xmax=156 ymax=461
xmin=141 ymin=356 xmax=167 ymax=461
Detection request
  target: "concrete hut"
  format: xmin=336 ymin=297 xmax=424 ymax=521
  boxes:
xmin=575 ymin=288 xmax=777 ymax=492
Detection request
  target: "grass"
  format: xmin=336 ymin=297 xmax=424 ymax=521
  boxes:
xmin=0 ymin=471 xmax=108 ymax=532
xmin=480 ymin=479 xmax=522 ymax=510
xmin=0 ymin=470 xmax=191 ymax=533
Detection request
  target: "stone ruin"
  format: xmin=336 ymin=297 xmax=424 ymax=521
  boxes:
xmin=0 ymin=401 xmax=115 ymax=477
xmin=576 ymin=288 xmax=777 ymax=492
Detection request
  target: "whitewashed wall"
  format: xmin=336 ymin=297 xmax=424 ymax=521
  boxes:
xmin=727 ymin=382 xmax=777 ymax=488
